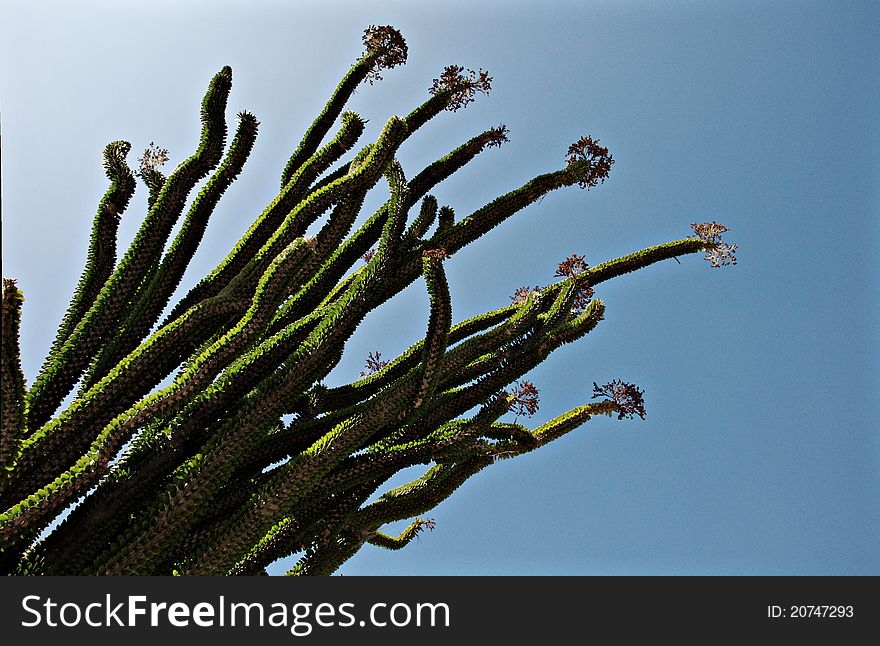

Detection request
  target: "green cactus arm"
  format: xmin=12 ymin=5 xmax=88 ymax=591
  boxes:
xmin=310 ymin=183 xmax=370 ymax=262
xmin=223 ymin=115 xmax=407 ymax=304
xmin=518 ymin=238 xmax=710 ymax=316
xmin=12 ymin=256 xmax=332 ymax=520
xmin=2 ymin=294 xmax=247 ymax=513
xmin=236 ymin=427 xmax=472 ymax=574
xmin=1 ymin=280 xmax=28 ymax=476
xmin=282 ymin=478 xmax=387 ymax=576
xmin=17 ymin=431 xmax=182 ymax=575
xmin=84 ymin=112 xmax=260 ymax=388
xmin=268 ymin=123 xmax=509 ymax=334
xmin=269 ymin=396 xmax=622 ymax=572
xmin=433 ymin=296 xmax=543 ymax=392
xmin=140 ymin=168 xmax=167 ymax=209
xmin=402 ymin=64 xmax=492 ymax=134
xmin=163 ymin=311 xmax=324 ymax=451
xmin=180 ymin=355 xmax=433 ymax=574
xmin=347 ymin=456 xmax=493 ymax=545
xmin=167 ymin=111 xmax=366 ymax=323
xmin=545 ymin=280 xmax=581 ymax=327
xmin=271 ymin=258 xmax=514 ymax=433
xmin=29 ymin=195 xmax=348 ymax=484
xmin=25 ymin=67 xmax=233 ymax=429
xmin=401 ymin=300 xmax=605 ymax=441
xmin=407 ymin=125 xmax=509 ymax=205
xmin=338 ymin=400 xmax=628 ymax=564
xmin=299 ymin=392 xmax=508 ymax=510
xmin=273 ymin=89 xmax=504 ymax=316
xmin=367 ymin=518 xmax=436 ymax=551
xmin=417 ymin=252 xmax=452 ymax=410
xmin=279 ymin=26 xmax=407 ymax=187
xmin=433 ymin=170 xmax=575 ymax=258
xmin=32 ymin=142 xmax=135 ymax=392
xmin=374 ymin=161 xmax=410 ymax=262
xmin=95 ymin=325 xmax=345 ymax=575
xmin=435 ymin=205 xmax=455 ymax=237
xmin=587 ymin=238 xmax=708 ymax=286
xmin=211 ymin=478 xmax=378 ymax=576
xmin=258 ymin=306 xmax=518 ymax=455
xmin=229 ymin=475 xmax=386 ymax=576
xmin=287 ymin=416 xmax=478 ymax=511
xmin=284 ymin=301 xmax=532 ymax=457
xmin=268 ymin=203 xmax=387 ymax=333
xmin=2 ymin=237 xmax=317 ymax=543
xmin=287 ymin=479 xmax=388 ymax=576
xmin=278 ymin=58 xmax=376 ymax=187
xmin=405 ymin=195 xmax=438 ymax=241
xmin=382 ymin=393 xmax=511 ymax=465
xmin=285 ymin=539 xmax=356 ymax=576
xmin=529 ymin=400 xmax=620 ymax=447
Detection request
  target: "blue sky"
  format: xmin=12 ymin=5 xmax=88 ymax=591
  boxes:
xmin=1 ymin=0 xmax=877 ymax=575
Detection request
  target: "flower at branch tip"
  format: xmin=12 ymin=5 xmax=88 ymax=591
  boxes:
xmin=136 ymin=142 xmax=169 ymax=176
xmin=430 ymin=65 xmax=492 ymax=111
xmin=690 ymin=221 xmax=737 ymax=268
xmin=592 ymin=380 xmax=646 ymax=420
xmin=510 ymin=254 xmax=593 ymax=312
xmin=565 ymin=136 xmax=614 ymax=190
xmin=486 ymin=124 xmax=510 ymax=149
xmin=509 ymin=381 xmax=540 ymax=418
xmin=362 ymin=25 xmax=408 ymax=83
xmin=555 ymin=253 xmax=594 ymax=312
xmin=510 ymin=285 xmax=542 ymax=306
xmin=360 ymin=351 xmax=390 ymax=377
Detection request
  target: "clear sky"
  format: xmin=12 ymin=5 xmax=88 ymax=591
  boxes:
xmin=1 ymin=0 xmax=877 ymax=575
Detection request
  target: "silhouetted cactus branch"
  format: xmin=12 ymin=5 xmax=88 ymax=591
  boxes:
xmin=0 ymin=26 xmax=735 ymax=575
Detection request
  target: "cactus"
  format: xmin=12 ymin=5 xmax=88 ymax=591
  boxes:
xmin=0 ymin=26 xmax=734 ymax=575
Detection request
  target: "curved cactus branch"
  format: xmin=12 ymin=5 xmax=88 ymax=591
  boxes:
xmin=1 ymin=280 xmax=28 ymax=477
xmin=33 ymin=142 xmax=135 ymax=398
xmin=25 ymin=67 xmax=234 ymax=429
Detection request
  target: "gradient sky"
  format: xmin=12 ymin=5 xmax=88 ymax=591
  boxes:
xmin=1 ymin=0 xmax=877 ymax=575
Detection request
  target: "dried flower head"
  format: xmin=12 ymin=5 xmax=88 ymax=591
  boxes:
xmin=136 ymin=142 xmax=169 ymax=176
xmin=362 ymin=25 xmax=408 ymax=83
xmin=592 ymin=380 xmax=646 ymax=420
xmin=419 ymin=518 xmax=436 ymax=532
xmin=362 ymin=248 xmax=377 ymax=264
xmin=555 ymin=253 xmax=594 ymax=312
xmin=511 ymin=285 xmax=542 ymax=306
xmin=509 ymin=381 xmax=540 ymax=418
xmin=360 ymin=351 xmax=390 ymax=377
xmin=429 ymin=65 xmax=492 ymax=111
xmin=565 ymin=136 xmax=614 ymax=190
xmin=486 ymin=124 xmax=510 ymax=149
xmin=554 ymin=253 xmax=589 ymax=278
xmin=690 ymin=221 xmax=737 ymax=268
